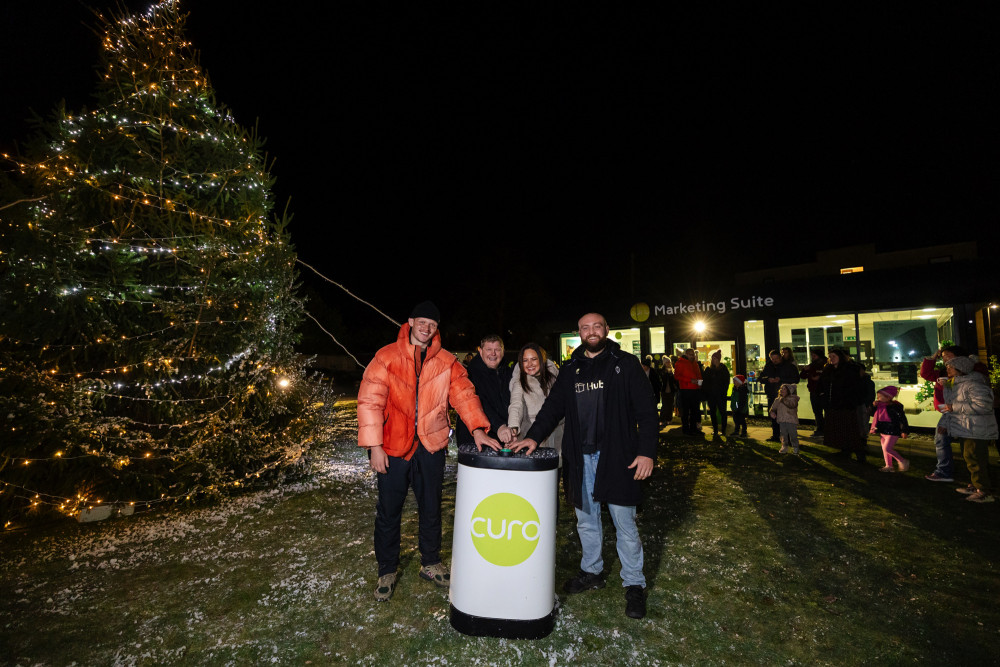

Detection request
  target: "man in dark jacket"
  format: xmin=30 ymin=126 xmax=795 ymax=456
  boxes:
xmin=454 ymin=334 xmax=512 ymax=445
xmin=511 ymin=313 xmax=657 ymax=620
xmin=800 ymin=348 xmax=828 ymax=436
xmin=758 ymin=349 xmax=800 ymax=442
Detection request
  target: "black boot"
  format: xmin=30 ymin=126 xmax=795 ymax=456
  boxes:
xmin=625 ymin=585 xmax=646 ymax=619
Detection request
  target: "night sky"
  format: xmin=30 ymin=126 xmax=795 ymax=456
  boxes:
xmin=2 ymin=1 xmax=997 ymax=354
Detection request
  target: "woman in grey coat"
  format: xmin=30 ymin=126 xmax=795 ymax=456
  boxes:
xmin=939 ymin=355 xmax=998 ymax=503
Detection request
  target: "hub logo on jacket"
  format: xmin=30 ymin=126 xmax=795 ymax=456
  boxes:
xmin=470 ymin=493 xmax=540 ymax=566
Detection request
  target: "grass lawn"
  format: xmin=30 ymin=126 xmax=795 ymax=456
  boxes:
xmin=2 ymin=402 xmax=998 ymax=666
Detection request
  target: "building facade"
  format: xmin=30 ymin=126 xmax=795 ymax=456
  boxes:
xmin=554 ymin=243 xmax=997 ymax=428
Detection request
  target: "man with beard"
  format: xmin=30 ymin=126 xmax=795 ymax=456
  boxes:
xmin=510 ymin=313 xmax=658 ymax=619
xmin=455 ymin=335 xmax=512 ymax=446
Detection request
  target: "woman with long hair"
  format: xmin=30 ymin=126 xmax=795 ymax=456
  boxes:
xmin=659 ymin=355 xmax=678 ymax=424
xmin=500 ymin=342 xmax=565 ymax=461
xmin=821 ymin=348 xmax=868 ymax=463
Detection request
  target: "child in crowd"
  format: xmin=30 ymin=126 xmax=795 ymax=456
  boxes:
xmin=870 ymin=386 xmax=910 ymax=472
xmin=769 ymin=383 xmax=800 ymax=454
xmin=730 ymin=374 xmax=750 ymax=438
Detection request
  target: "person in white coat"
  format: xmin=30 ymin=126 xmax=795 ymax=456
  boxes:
xmin=498 ymin=343 xmax=564 ymax=462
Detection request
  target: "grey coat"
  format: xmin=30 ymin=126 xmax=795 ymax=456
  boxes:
xmin=940 ymin=373 xmax=998 ymax=440
xmin=509 ymin=361 xmax=564 ymax=459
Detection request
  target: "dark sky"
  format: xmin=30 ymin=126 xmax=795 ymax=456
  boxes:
xmin=2 ymin=1 xmax=997 ymax=350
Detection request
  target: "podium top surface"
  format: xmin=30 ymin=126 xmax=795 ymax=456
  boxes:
xmin=456 ymin=444 xmax=559 ymax=471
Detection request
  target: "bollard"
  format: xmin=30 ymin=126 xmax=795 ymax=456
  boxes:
xmin=449 ymin=444 xmax=559 ymax=639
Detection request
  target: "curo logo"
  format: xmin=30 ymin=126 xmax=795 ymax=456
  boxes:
xmin=470 ymin=493 xmax=541 ymax=567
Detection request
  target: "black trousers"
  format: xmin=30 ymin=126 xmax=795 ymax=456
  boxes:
xmin=766 ymin=391 xmax=780 ymax=438
xmin=810 ymin=393 xmax=825 ymax=432
xmin=679 ymin=389 xmax=702 ymax=432
xmin=706 ymin=391 xmax=728 ymax=432
xmin=373 ymin=443 xmax=446 ymax=577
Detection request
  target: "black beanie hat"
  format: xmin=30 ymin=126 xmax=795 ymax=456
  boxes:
xmin=410 ymin=300 xmax=441 ymax=323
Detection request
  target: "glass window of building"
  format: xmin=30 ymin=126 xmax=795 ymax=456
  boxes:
xmin=743 ymin=320 xmax=766 ymax=377
xmin=778 ymin=313 xmax=857 ymax=364
xmin=774 ymin=309 xmax=954 ymax=428
xmin=858 ymin=308 xmax=954 ymax=428
xmin=650 ymin=327 xmax=666 ymax=356
xmin=610 ymin=327 xmax=642 ymax=357
xmin=558 ymin=333 xmax=580 ymax=361
xmin=695 ymin=340 xmax=737 ymax=370
xmin=776 ymin=314 xmax=858 ymax=422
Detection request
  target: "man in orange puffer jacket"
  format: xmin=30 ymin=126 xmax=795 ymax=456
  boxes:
xmin=358 ymin=301 xmax=500 ymax=602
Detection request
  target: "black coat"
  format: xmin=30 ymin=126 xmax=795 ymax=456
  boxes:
xmin=821 ymin=361 xmax=866 ymax=410
xmin=702 ymin=363 xmax=731 ymax=397
xmin=759 ymin=359 xmax=799 ymax=398
xmin=645 ymin=367 xmax=662 ymax=401
xmin=454 ymin=355 xmax=512 ymax=445
xmin=526 ymin=340 xmax=658 ymax=508
xmin=872 ymin=402 xmax=909 ymax=436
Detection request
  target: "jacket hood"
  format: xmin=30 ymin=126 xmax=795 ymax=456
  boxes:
xmin=780 ymin=383 xmax=798 ymax=395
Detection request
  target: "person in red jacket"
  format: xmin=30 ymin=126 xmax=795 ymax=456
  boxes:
xmin=674 ymin=348 xmax=704 ymax=435
xmin=357 ymin=301 xmax=500 ymax=601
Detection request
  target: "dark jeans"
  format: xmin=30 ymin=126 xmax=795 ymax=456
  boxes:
xmin=706 ymin=391 xmax=728 ymax=433
xmin=732 ymin=411 xmax=748 ymax=434
xmin=766 ymin=391 xmax=779 ymax=438
xmin=373 ymin=443 xmax=446 ymax=576
xmin=679 ymin=389 xmax=702 ymax=432
xmin=810 ymin=393 xmax=825 ymax=432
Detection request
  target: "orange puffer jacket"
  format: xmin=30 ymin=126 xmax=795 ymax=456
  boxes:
xmin=357 ymin=323 xmax=490 ymax=459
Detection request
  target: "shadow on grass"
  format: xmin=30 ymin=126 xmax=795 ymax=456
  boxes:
xmin=721 ymin=437 xmax=999 ymax=662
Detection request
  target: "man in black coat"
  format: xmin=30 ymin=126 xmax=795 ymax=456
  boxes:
xmin=758 ymin=349 xmax=800 ymax=442
xmin=511 ymin=313 xmax=657 ymax=620
xmin=454 ymin=334 xmax=512 ymax=445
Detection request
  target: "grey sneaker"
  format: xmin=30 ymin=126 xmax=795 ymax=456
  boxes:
xmin=966 ymin=491 xmax=995 ymax=503
xmin=374 ymin=572 xmax=397 ymax=601
xmin=419 ymin=562 xmax=450 ymax=587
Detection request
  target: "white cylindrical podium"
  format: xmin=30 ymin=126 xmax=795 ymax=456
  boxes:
xmin=449 ymin=444 xmax=559 ymax=639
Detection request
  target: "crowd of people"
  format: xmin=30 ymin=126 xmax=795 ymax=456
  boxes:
xmin=642 ymin=344 xmax=997 ymax=501
xmin=355 ymin=302 xmax=997 ymax=619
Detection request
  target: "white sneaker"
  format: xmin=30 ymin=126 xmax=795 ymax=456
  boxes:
xmin=778 ymin=445 xmax=789 ymax=454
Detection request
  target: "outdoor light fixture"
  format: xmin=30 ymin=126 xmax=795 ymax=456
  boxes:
xmin=693 ymin=321 xmax=707 ymax=333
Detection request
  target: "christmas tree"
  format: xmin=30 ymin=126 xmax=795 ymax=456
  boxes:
xmin=0 ymin=1 xmax=327 ymax=522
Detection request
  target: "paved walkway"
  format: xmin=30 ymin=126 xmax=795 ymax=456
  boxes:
xmin=658 ymin=417 xmax=1000 ymax=464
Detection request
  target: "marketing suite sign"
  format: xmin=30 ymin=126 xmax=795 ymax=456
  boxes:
xmin=630 ymin=296 xmax=776 ymax=321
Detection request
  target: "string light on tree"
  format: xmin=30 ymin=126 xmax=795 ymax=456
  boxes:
xmin=0 ymin=0 xmax=332 ymax=524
